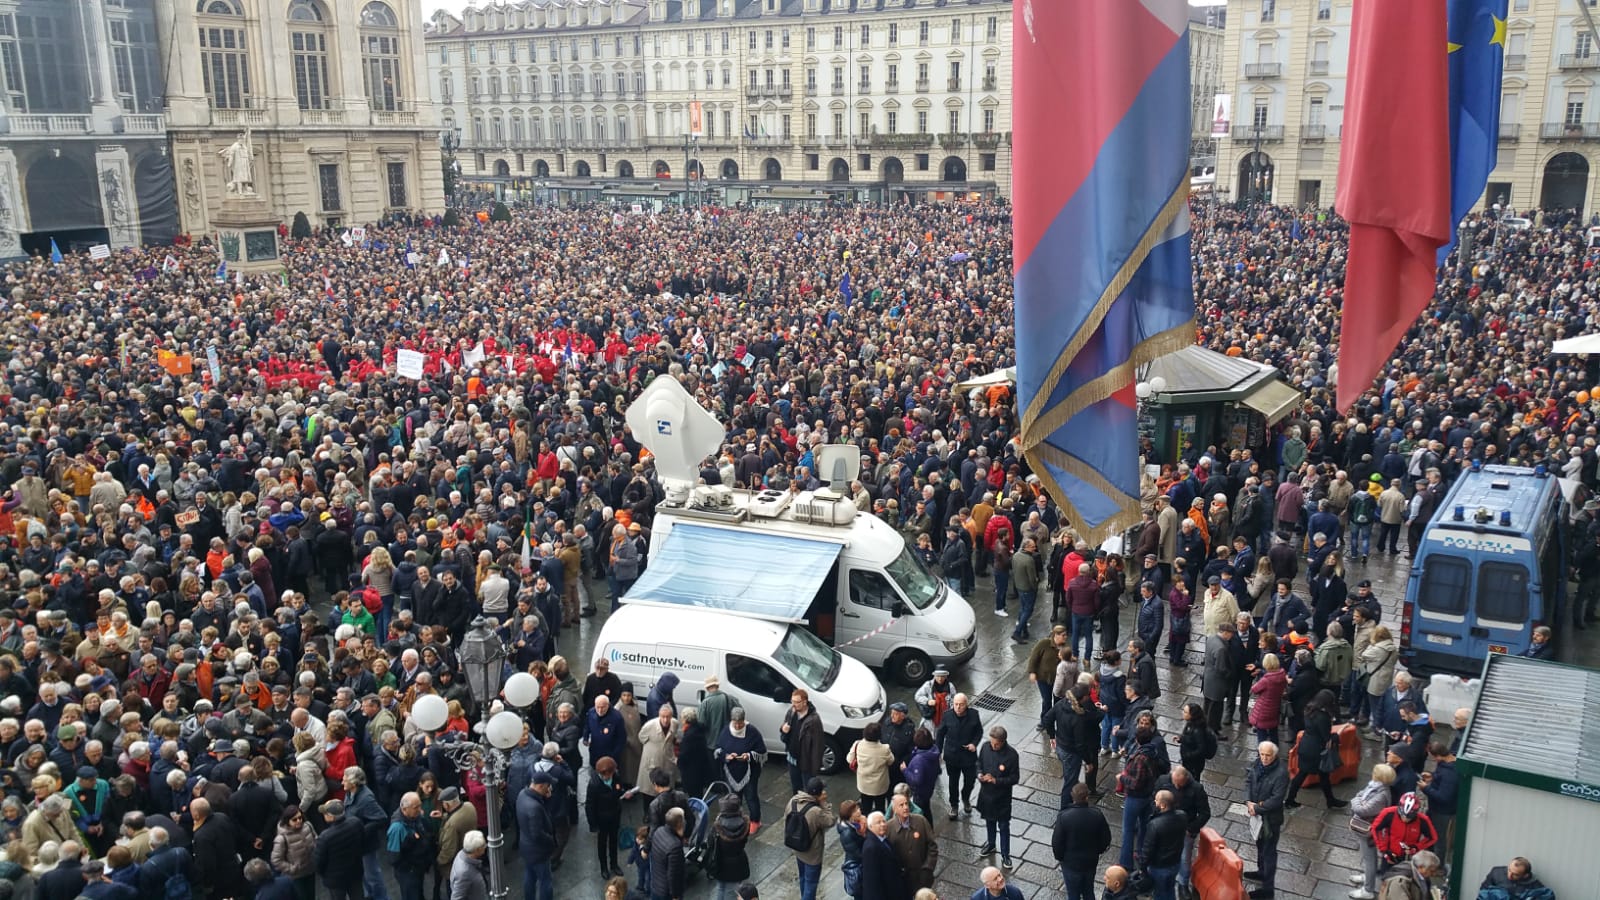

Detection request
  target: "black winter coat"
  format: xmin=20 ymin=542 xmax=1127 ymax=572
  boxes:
xmin=648 ymin=825 xmax=687 ymax=899
xmin=707 ymin=814 xmax=751 ymax=884
xmin=313 ymin=815 xmax=366 ymax=890
xmin=975 ymin=741 xmax=1020 ymax=821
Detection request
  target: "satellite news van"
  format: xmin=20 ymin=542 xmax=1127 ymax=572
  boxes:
xmin=614 ymin=374 xmax=977 ymax=686
xmin=1403 ymin=463 xmax=1569 ymax=677
xmin=593 ymin=604 xmax=886 ymax=774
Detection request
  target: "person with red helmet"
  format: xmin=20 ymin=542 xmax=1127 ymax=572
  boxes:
xmin=1368 ymin=792 xmax=1438 ymax=867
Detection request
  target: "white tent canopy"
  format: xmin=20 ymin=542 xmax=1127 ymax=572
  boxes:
xmin=955 ymin=366 xmax=1016 ymax=392
xmin=1552 ymin=333 xmax=1600 ymax=354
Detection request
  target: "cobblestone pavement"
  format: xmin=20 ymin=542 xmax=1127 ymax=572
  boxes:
xmin=521 ymin=548 xmax=1597 ymax=900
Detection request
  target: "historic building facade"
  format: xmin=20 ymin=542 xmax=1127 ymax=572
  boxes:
xmin=424 ymin=0 xmax=1014 ymax=200
xmin=0 ymin=0 xmax=175 ymax=257
xmin=1215 ymin=0 xmax=1600 ymax=214
xmin=160 ymin=0 xmax=445 ymax=233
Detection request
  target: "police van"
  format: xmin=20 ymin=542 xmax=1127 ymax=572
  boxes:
xmin=1403 ymin=463 xmax=1569 ymax=676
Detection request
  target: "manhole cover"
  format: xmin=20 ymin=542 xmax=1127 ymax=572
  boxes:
xmin=971 ymin=692 xmax=1015 ymax=713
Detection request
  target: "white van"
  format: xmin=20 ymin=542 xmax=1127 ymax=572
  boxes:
xmin=593 ymin=604 xmax=887 ymax=774
xmin=621 ymin=375 xmax=977 ymax=686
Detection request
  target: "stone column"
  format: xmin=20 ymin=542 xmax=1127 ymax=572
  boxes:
xmin=95 ymin=145 xmax=139 ymax=249
xmin=79 ymin=0 xmax=124 ymax=130
xmin=0 ymin=147 xmax=24 ymax=260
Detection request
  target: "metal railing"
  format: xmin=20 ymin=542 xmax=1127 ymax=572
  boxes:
xmin=119 ymin=113 xmax=165 ymax=134
xmin=1560 ymin=54 xmax=1600 ymax=69
xmin=1231 ymin=124 xmax=1285 ymax=140
xmin=1244 ymin=62 xmax=1283 ymax=78
xmin=1541 ymin=121 xmax=1600 ymax=139
xmin=1499 ymin=122 xmax=1520 ymax=141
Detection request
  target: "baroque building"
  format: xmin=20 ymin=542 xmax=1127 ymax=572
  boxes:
xmin=424 ymin=0 xmax=1014 ymax=202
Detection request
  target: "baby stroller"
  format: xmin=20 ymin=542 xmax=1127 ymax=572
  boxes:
xmin=683 ymin=781 xmax=733 ymax=878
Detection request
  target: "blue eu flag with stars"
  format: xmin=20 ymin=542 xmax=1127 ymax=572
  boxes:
xmin=1438 ymin=0 xmax=1509 ymax=265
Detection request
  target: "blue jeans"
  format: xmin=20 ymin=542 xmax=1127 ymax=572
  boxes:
xmin=1119 ymin=795 xmax=1153 ymax=868
xmin=1179 ymin=831 xmax=1196 ymax=888
xmin=1012 ymin=591 xmax=1037 ymax=638
xmin=1037 ymin=680 xmax=1054 ymax=726
xmin=1349 ymin=522 xmax=1372 ymax=557
xmin=1054 ymin=744 xmax=1082 ymax=806
xmin=984 ymin=817 xmax=1011 ymax=857
xmin=946 ymin=576 xmax=962 ymax=595
xmin=993 ymin=568 xmax=1010 ymax=612
xmin=788 ymin=761 xmax=805 ymax=793
xmin=796 ymin=859 xmax=821 ymax=900
xmin=737 ymin=774 xmax=762 ymax=824
xmin=1063 ymin=867 xmax=1095 ymax=900
xmin=1100 ymin=714 xmax=1122 ymax=752
xmin=362 ymin=853 xmax=390 ymax=900
xmin=1071 ymin=613 xmax=1095 ymax=661
xmin=524 ymin=860 xmax=554 ymax=900
xmin=1150 ymin=863 xmax=1179 ymax=900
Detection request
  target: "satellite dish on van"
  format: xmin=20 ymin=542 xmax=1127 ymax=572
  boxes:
xmin=624 ymin=375 xmax=725 ymax=505
xmin=812 ymin=444 xmax=862 ymax=488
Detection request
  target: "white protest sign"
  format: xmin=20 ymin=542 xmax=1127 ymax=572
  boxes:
xmin=395 ymin=349 xmax=426 ymax=379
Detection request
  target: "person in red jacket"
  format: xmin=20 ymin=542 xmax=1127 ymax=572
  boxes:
xmin=1062 ymin=563 xmax=1101 ymax=662
xmin=1369 ymin=792 xmax=1438 ymax=866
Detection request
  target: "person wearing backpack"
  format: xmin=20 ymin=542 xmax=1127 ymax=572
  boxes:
xmin=783 ymin=777 xmax=836 ymax=900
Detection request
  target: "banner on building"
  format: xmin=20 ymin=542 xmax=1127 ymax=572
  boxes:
xmin=690 ymin=101 xmax=705 ymax=137
xmin=1211 ymin=94 xmax=1232 ymax=136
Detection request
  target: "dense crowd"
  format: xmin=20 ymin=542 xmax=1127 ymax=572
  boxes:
xmin=0 ymin=195 xmax=1586 ymax=900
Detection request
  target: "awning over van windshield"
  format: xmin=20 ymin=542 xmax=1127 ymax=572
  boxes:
xmin=622 ymin=523 xmax=844 ymax=621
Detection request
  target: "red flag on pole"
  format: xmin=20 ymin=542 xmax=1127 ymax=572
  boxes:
xmin=1334 ymin=0 xmax=1452 ymax=413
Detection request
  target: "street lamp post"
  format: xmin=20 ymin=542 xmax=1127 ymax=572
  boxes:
xmin=409 ymin=618 xmax=541 ymax=900
xmin=683 ymin=134 xmax=699 ymax=209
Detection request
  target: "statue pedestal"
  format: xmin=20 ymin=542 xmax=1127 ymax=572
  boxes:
xmin=213 ymin=197 xmax=281 ymax=275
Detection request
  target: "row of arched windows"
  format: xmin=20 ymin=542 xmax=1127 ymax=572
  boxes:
xmin=196 ymin=0 xmax=404 ymax=112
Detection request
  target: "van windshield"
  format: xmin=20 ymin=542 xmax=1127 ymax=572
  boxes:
xmin=886 ymin=545 xmax=942 ymax=610
xmin=776 ymin=625 xmax=841 ymax=692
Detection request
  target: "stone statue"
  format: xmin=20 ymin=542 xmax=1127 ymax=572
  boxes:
xmin=218 ymin=129 xmax=256 ymax=197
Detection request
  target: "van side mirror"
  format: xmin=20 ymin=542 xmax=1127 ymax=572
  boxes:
xmin=891 ymin=601 xmax=908 ymax=618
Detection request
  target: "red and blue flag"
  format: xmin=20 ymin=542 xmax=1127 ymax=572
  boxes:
xmin=1013 ymin=0 xmax=1196 ymax=537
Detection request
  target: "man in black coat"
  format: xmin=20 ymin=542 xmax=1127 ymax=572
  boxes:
xmin=1154 ymin=766 xmax=1212 ymax=894
xmin=190 ymin=798 xmax=249 ymax=900
xmin=1142 ymin=789 xmax=1189 ymax=900
xmin=1051 ymin=783 xmax=1111 ymax=900
xmin=314 ymin=800 xmax=367 ymax=900
xmin=34 ymin=839 xmax=86 ymax=900
xmin=933 ymin=693 xmax=983 ymax=819
xmin=860 ymin=812 xmax=907 ymax=900
xmin=228 ymin=766 xmax=282 ymax=861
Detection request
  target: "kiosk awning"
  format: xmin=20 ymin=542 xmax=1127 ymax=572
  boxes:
xmin=1240 ymin=379 xmax=1302 ymax=425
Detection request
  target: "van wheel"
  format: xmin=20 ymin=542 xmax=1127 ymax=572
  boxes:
xmin=889 ymin=650 xmax=933 ymax=687
xmin=820 ymin=734 xmax=847 ymax=775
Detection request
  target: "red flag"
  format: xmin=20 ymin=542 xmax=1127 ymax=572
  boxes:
xmin=1334 ymin=0 xmax=1451 ymax=412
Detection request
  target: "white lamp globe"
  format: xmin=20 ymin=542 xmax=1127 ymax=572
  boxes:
xmin=1149 ymin=376 xmax=1168 ymax=394
xmin=486 ymin=711 xmax=524 ymax=750
xmin=1134 ymin=382 xmax=1152 ymax=400
xmin=409 ymin=694 xmax=449 ymax=733
xmin=503 ymin=672 xmax=541 ymax=709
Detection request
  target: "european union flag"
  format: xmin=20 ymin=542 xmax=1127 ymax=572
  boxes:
xmin=48 ymin=239 xmax=62 ymax=264
xmin=839 ymin=272 xmax=854 ymax=307
xmin=1290 ymin=219 xmax=1305 ymax=242
xmin=1438 ymin=0 xmax=1509 ymax=265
